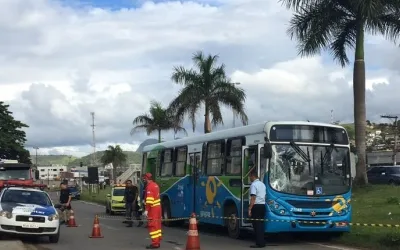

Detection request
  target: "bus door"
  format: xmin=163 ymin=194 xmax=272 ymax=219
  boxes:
xmin=241 ymin=145 xmax=260 ymax=227
xmin=189 ymin=152 xmax=201 ymax=214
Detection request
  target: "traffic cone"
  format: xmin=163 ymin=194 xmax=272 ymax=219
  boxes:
xmin=186 ymin=213 xmax=200 ymax=250
xmin=67 ymin=210 xmax=78 ymax=227
xmin=89 ymin=215 xmax=104 ymax=238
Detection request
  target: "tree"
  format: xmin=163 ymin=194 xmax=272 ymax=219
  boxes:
xmin=131 ymin=101 xmax=187 ymax=143
xmin=280 ymin=0 xmax=400 ymax=185
xmin=169 ymin=51 xmax=249 ymax=133
xmin=100 ymin=145 xmax=127 ymax=182
xmin=0 ymin=102 xmax=31 ymax=164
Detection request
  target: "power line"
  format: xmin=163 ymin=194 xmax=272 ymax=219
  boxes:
xmin=380 ymin=114 xmax=398 ymax=165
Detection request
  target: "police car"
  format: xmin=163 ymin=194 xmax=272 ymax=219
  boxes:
xmin=0 ymin=185 xmax=60 ymax=243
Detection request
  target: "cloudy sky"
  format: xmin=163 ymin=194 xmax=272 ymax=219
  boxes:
xmin=1 ymin=0 xmax=399 ymax=157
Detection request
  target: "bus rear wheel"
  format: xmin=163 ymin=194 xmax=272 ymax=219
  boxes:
xmin=225 ymin=206 xmax=241 ymax=239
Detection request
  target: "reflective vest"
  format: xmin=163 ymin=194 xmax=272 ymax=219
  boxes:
xmin=145 ymin=181 xmax=161 ymax=211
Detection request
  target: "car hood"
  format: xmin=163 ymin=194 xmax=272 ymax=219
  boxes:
xmin=112 ymin=196 xmax=124 ymax=202
xmin=0 ymin=202 xmax=56 ymax=216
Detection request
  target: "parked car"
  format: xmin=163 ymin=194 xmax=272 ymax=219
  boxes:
xmin=68 ymin=185 xmax=80 ymax=200
xmin=367 ymin=166 xmax=400 ymax=185
xmin=105 ymin=185 xmax=126 ymax=215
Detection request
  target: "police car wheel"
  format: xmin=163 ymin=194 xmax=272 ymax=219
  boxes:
xmin=49 ymin=227 xmax=60 ymax=243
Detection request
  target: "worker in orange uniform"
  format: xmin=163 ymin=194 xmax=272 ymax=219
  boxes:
xmin=142 ymin=173 xmax=162 ymax=249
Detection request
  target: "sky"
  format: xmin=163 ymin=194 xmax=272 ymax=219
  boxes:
xmin=1 ymin=0 xmax=399 ymax=157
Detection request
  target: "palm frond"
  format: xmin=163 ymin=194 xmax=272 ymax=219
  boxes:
xmin=367 ymin=11 xmax=400 ymax=43
xmin=288 ymin=0 xmax=350 ymax=62
xmin=279 ymin=0 xmax=322 ymax=11
xmin=329 ymin=19 xmax=357 ymax=67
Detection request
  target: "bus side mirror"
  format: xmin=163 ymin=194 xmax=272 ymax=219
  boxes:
xmin=263 ymin=143 xmax=272 ymax=159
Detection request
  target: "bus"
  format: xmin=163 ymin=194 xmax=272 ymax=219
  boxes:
xmin=0 ymin=159 xmax=45 ymax=190
xmin=140 ymin=121 xmax=352 ymax=238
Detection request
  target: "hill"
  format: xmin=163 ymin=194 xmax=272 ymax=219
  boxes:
xmin=35 ymin=151 xmax=142 ymax=167
xmin=34 ymin=155 xmax=78 ymax=166
xmin=68 ymin=151 xmax=142 ymax=167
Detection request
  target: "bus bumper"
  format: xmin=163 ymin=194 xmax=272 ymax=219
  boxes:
xmin=265 ymin=214 xmax=351 ymax=233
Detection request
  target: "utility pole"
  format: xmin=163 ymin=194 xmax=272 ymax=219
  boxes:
xmin=381 ymin=114 xmax=398 ymax=165
xmin=90 ymin=112 xmax=97 ymax=194
xmin=33 ymin=147 xmax=39 ymax=166
xmin=331 ymin=110 xmax=334 ymax=124
xmin=90 ymin=112 xmax=96 ymax=167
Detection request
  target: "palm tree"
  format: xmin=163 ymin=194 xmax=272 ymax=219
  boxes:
xmin=100 ymin=145 xmax=127 ymax=183
xmin=280 ymin=0 xmax=400 ymax=185
xmin=131 ymin=100 xmax=187 ymax=142
xmin=169 ymin=51 xmax=249 ymax=133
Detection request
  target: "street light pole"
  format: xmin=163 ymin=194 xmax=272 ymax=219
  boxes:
xmin=232 ymin=82 xmax=240 ymax=128
xmin=33 ymin=147 xmax=39 ymax=166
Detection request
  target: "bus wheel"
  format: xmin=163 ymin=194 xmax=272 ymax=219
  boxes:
xmin=162 ymin=199 xmax=173 ymax=227
xmin=225 ymin=206 xmax=241 ymax=239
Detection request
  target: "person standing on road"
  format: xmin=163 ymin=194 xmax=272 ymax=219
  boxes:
xmin=59 ymin=183 xmax=72 ymax=223
xmin=142 ymin=173 xmax=162 ymax=249
xmin=248 ymin=170 xmax=266 ymax=248
xmin=123 ymin=180 xmax=140 ymax=227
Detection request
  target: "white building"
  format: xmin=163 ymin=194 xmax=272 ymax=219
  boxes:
xmin=37 ymin=165 xmax=67 ymax=180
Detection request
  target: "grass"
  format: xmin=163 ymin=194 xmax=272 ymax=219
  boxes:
xmin=333 ymin=185 xmax=400 ymax=250
xmin=79 ymin=184 xmax=400 ymax=249
xmin=80 ymin=186 xmax=111 ymax=206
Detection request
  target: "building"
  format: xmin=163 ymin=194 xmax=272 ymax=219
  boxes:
xmin=37 ymin=165 xmax=67 ymax=181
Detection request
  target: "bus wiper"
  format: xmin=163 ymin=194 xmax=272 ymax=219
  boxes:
xmin=289 ymin=141 xmax=311 ymax=162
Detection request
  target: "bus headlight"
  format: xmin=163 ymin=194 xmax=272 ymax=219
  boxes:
xmin=48 ymin=214 xmax=59 ymax=221
xmin=268 ymin=200 xmax=287 ymax=216
xmin=0 ymin=210 xmax=12 ymax=219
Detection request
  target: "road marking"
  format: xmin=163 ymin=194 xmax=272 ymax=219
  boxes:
xmin=306 ymin=242 xmax=359 ymax=250
xmin=79 ymin=200 xmax=105 ymax=207
xmin=100 ymin=223 xmax=120 ymax=231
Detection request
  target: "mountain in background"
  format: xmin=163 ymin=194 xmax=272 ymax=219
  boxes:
xmin=136 ymin=139 xmax=159 ymax=153
xmin=35 ymin=151 xmax=142 ymax=167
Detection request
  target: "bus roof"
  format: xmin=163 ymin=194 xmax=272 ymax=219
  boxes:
xmin=142 ymin=121 xmax=345 ymax=152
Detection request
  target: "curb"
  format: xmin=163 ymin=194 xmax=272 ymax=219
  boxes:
xmin=79 ymin=200 xmax=105 ymax=208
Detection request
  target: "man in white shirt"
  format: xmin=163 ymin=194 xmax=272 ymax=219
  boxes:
xmin=248 ymin=170 xmax=266 ymax=248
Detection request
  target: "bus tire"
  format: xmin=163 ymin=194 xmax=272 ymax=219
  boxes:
xmin=162 ymin=199 xmax=173 ymax=227
xmin=225 ymin=205 xmax=241 ymax=239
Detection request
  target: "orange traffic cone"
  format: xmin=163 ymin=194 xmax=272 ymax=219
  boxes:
xmin=186 ymin=213 xmax=200 ymax=250
xmin=89 ymin=215 xmax=104 ymax=238
xmin=67 ymin=209 xmax=78 ymax=227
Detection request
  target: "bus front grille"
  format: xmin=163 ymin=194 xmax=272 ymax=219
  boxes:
xmin=286 ymin=200 xmax=333 ymax=209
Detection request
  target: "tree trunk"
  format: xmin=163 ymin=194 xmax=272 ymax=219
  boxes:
xmin=158 ymin=129 xmax=161 ymax=142
xmin=353 ymin=24 xmax=368 ymax=186
xmin=112 ymin=163 xmax=117 ymax=183
xmin=204 ymin=104 xmax=212 ymax=133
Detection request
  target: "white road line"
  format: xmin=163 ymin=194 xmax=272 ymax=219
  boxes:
xmin=79 ymin=200 xmax=105 ymax=207
xmin=306 ymin=242 xmax=360 ymax=250
xmin=100 ymin=223 xmax=120 ymax=231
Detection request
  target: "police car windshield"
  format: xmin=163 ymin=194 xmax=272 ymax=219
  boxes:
xmin=1 ymin=190 xmax=52 ymax=206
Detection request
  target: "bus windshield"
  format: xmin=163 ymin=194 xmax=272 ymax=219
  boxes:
xmin=268 ymin=144 xmax=351 ymax=196
xmin=0 ymin=167 xmax=30 ymax=180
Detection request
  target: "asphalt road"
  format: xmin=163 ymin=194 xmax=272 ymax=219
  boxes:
xmin=3 ymin=192 xmax=359 ymax=250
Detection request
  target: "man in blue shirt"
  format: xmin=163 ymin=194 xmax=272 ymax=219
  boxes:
xmin=249 ymin=170 xmax=266 ymax=248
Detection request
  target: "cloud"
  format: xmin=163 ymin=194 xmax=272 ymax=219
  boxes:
xmin=1 ymin=0 xmax=399 ymax=157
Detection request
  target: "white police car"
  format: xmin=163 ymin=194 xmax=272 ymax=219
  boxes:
xmin=0 ymin=186 xmax=60 ymax=243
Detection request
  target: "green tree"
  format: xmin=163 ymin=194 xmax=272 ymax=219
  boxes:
xmin=280 ymin=0 xmax=400 ymax=185
xmin=0 ymin=102 xmax=31 ymax=164
xmin=100 ymin=145 xmax=127 ymax=182
xmin=169 ymin=51 xmax=249 ymax=133
xmin=131 ymin=101 xmax=187 ymax=143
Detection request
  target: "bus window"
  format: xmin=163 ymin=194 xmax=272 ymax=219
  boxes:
xmin=175 ymin=147 xmax=187 ymax=176
xmin=206 ymin=141 xmax=224 ymax=175
xmin=226 ymin=138 xmax=242 ymax=175
xmin=161 ymin=149 xmax=174 ymax=176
